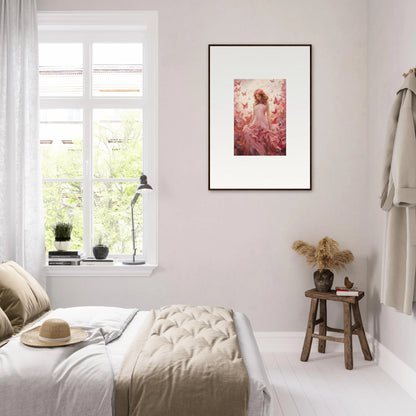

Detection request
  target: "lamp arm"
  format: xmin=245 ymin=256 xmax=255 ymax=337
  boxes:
xmin=124 ymin=186 xmax=147 ymax=265
xmin=131 ymin=192 xmax=140 ymax=208
xmin=131 ymin=203 xmax=136 ymax=263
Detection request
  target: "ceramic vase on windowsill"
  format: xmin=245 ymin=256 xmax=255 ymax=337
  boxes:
xmin=93 ymin=245 xmax=109 ymax=259
xmin=292 ymin=236 xmax=354 ymax=293
xmin=53 ymin=222 xmax=73 ymax=252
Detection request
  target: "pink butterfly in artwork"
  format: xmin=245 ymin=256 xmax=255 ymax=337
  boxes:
xmin=235 ymin=80 xmax=241 ymax=85
xmin=270 ymin=80 xmax=275 ymax=83
xmin=242 ymin=91 xmax=246 ymax=96
xmin=274 ymin=97 xmax=278 ymax=105
xmin=242 ymin=103 xmax=248 ymax=109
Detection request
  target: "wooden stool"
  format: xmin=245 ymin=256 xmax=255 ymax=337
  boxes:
xmin=300 ymin=289 xmax=372 ymax=370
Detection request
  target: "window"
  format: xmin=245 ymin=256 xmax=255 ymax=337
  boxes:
xmin=38 ymin=12 xmax=158 ymax=265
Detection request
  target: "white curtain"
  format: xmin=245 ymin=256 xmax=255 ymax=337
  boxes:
xmin=0 ymin=0 xmax=45 ymax=283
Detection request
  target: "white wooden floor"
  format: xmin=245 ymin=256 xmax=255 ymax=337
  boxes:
xmin=262 ymin=351 xmax=416 ymax=416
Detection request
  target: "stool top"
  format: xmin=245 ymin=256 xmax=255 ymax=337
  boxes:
xmin=305 ymin=288 xmax=364 ymax=303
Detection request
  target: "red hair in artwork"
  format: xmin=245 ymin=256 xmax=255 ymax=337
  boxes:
xmin=253 ymin=89 xmax=269 ymax=105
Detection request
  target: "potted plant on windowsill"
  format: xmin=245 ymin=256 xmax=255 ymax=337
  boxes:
xmin=53 ymin=222 xmax=73 ymax=251
xmin=93 ymin=235 xmax=109 ymax=260
xmin=292 ymin=236 xmax=354 ymax=292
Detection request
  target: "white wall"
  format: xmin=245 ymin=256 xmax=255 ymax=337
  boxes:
xmin=38 ymin=0 xmax=368 ymax=331
xmin=367 ymin=0 xmax=416 ymax=371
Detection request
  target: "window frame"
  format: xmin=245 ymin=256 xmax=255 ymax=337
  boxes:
xmin=38 ymin=11 xmax=158 ymax=268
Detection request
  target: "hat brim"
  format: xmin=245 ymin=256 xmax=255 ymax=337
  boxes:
xmin=20 ymin=326 xmax=89 ymax=348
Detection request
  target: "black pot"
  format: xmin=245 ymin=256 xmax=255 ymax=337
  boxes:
xmin=93 ymin=245 xmax=109 ymax=260
xmin=313 ymin=269 xmax=334 ymax=292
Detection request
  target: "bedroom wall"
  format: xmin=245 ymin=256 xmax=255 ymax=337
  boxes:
xmin=367 ymin=0 xmax=416 ymax=371
xmin=37 ymin=0 xmax=368 ymax=331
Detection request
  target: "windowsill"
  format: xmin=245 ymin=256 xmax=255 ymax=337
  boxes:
xmin=45 ymin=263 xmax=157 ymax=277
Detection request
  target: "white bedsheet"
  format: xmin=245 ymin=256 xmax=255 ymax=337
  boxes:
xmin=107 ymin=310 xmax=272 ymax=416
xmin=0 ymin=306 xmax=137 ymax=416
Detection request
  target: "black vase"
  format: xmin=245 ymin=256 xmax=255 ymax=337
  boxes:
xmin=313 ymin=269 xmax=334 ymax=292
xmin=93 ymin=245 xmax=109 ymax=260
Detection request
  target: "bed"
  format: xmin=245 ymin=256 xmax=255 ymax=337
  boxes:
xmin=0 ymin=262 xmax=272 ymax=416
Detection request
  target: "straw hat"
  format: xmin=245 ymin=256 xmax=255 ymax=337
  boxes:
xmin=21 ymin=318 xmax=88 ymax=347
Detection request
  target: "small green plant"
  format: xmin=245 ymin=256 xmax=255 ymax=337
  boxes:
xmin=96 ymin=234 xmax=106 ymax=246
xmin=53 ymin=222 xmax=73 ymax=242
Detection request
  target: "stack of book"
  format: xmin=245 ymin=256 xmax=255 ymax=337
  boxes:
xmin=48 ymin=251 xmax=81 ymax=266
xmin=336 ymin=286 xmax=360 ymax=296
xmin=81 ymin=257 xmax=114 ymax=266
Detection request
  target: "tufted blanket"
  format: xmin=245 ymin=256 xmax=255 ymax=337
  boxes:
xmin=115 ymin=305 xmax=249 ymax=416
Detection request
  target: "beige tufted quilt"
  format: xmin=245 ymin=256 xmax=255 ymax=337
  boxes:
xmin=115 ymin=305 xmax=249 ymax=416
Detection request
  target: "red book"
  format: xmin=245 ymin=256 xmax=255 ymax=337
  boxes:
xmin=336 ymin=286 xmax=359 ymax=296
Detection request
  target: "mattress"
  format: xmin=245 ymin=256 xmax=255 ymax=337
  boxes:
xmin=107 ymin=310 xmax=272 ymax=416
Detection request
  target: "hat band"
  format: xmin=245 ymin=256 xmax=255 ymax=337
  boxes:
xmin=38 ymin=335 xmax=71 ymax=343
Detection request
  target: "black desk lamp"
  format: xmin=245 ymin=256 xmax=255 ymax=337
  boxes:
xmin=123 ymin=174 xmax=152 ymax=265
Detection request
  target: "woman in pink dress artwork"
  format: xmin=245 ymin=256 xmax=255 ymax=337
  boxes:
xmin=238 ymin=89 xmax=286 ymax=156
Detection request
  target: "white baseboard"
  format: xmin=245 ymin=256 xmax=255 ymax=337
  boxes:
xmin=255 ymin=331 xmax=306 ymax=352
xmin=254 ymin=331 xmax=361 ymax=353
xmin=371 ymin=337 xmax=416 ymax=401
xmin=254 ymin=331 xmax=416 ymax=401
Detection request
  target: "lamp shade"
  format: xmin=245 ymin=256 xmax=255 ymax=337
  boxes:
xmin=136 ymin=174 xmax=153 ymax=193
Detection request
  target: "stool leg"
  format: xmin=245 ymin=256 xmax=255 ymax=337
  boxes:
xmin=318 ymin=299 xmax=327 ymax=353
xmin=301 ymin=298 xmax=318 ymax=362
xmin=343 ymin=302 xmax=353 ymax=370
xmin=352 ymin=303 xmax=372 ymax=361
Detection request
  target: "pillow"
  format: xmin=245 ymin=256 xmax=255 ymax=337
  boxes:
xmin=0 ymin=261 xmax=50 ymax=333
xmin=0 ymin=307 xmax=13 ymax=346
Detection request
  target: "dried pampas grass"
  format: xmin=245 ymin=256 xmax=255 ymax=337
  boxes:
xmin=292 ymin=236 xmax=354 ymax=271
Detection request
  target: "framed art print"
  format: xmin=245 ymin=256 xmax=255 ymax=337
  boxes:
xmin=208 ymin=44 xmax=312 ymax=190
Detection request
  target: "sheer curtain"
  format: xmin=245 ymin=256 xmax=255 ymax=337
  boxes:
xmin=0 ymin=0 xmax=45 ymax=283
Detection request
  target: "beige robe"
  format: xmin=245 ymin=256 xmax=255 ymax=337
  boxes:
xmin=381 ymin=73 xmax=416 ymax=315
